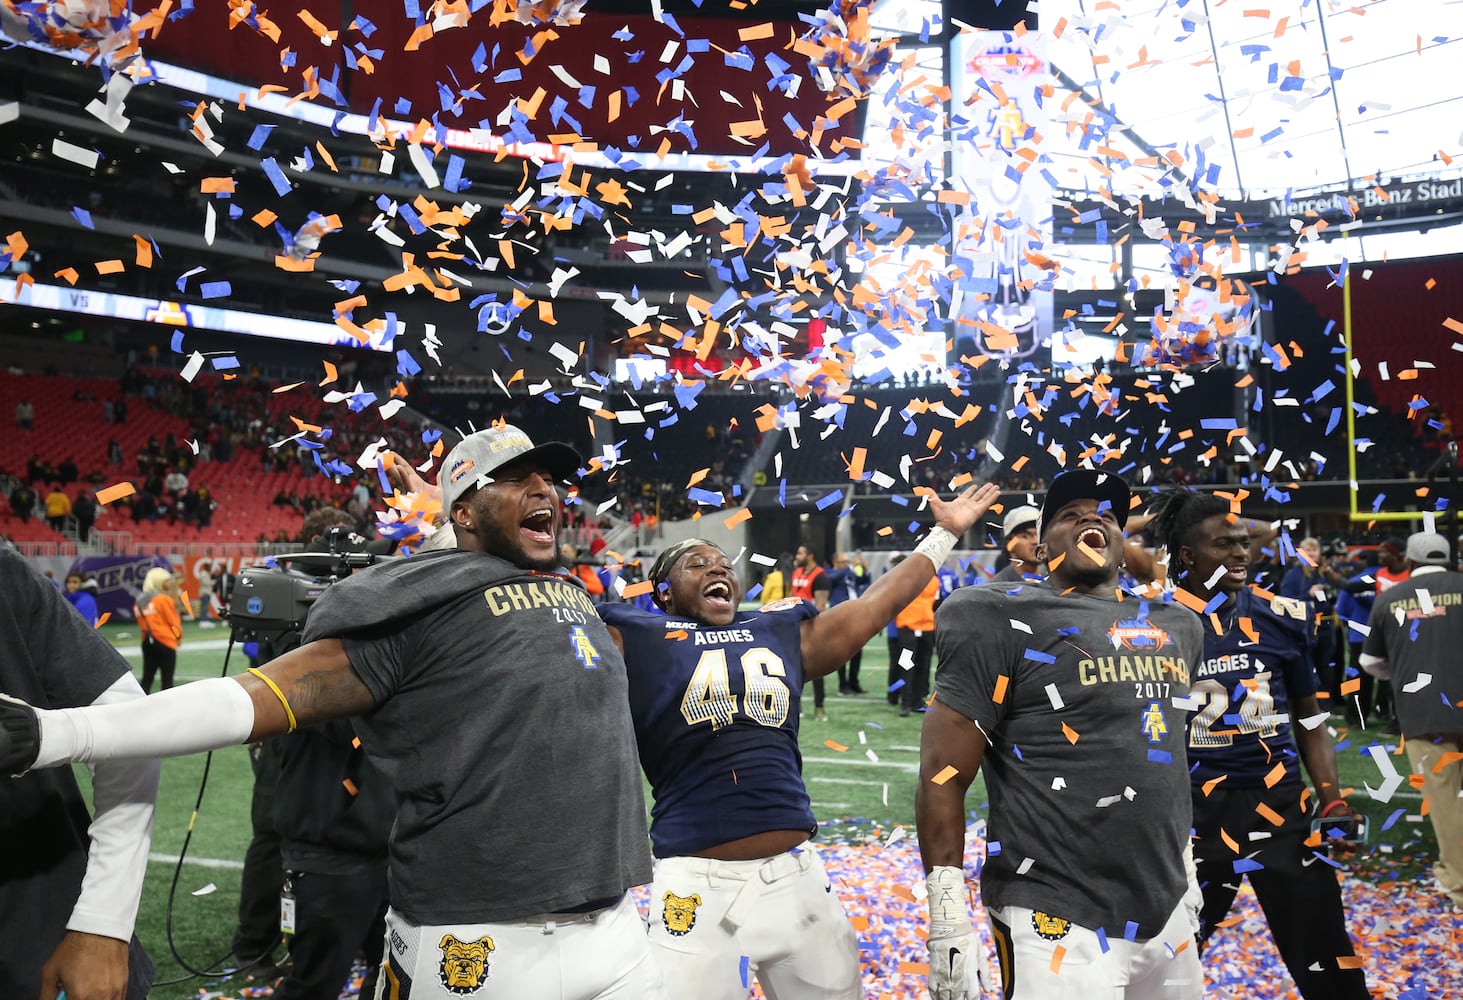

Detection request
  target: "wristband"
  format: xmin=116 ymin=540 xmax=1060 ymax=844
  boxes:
xmin=1319 ymin=798 xmax=1349 ymax=817
xmin=915 ymin=527 xmax=958 ymax=570
xmin=248 ymin=668 xmax=298 ymax=733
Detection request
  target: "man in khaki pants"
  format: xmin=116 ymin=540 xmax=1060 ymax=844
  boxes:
xmin=1362 ymin=531 xmax=1463 ymax=912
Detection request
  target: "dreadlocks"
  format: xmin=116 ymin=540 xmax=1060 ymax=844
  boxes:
xmin=1147 ymin=489 xmax=1232 ymax=580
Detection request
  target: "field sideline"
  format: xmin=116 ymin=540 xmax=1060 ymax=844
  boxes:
xmin=79 ymin=619 xmax=1446 ymax=999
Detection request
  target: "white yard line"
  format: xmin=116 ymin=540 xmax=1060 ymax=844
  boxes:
xmin=803 ymin=756 xmax=918 ymax=772
xmin=149 ymin=852 xmax=244 ymax=870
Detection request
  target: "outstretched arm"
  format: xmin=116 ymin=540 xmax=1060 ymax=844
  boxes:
xmin=800 ymin=483 xmax=1000 ymax=679
xmin=14 ymin=640 xmax=375 ymax=772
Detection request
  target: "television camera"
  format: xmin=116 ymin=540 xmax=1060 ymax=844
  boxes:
xmin=227 ymin=526 xmax=395 ymax=642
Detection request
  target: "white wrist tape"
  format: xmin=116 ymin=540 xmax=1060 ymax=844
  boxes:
xmin=34 ymin=677 xmax=257 ymax=769
xmin=915 ymin=526 xmax=958 ymax=569
xmin=926 ymin=865 xmax=971 ymax=932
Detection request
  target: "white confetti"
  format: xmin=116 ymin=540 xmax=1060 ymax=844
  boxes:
xmin=53 ymin=137 xmax=99 ymax=169
xmin=191 ymin=882 xmax=218 ymax=896
xmin=1401 ymin=672 xmax=1433 ymax=694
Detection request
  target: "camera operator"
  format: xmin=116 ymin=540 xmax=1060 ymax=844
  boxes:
xmin=231 ymin=508 xmax=396 ymax=998
xmin=1282 ymin=537 xmax=1344 ymax=701
xmin=270 ymin=519 xmax=396 ymax=1000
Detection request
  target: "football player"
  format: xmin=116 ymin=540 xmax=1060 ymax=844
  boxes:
xmin=1150 ymin=490 xmax=1369 ymax=998
xmin=0 ymin=426 xmax=666 ymax=1000
xmin=918 ymin=469 xmax=1206 ymax=1000
xmin=599 ymin=480 xmax=1001 ymax=999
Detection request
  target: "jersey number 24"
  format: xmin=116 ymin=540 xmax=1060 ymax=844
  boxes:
xmin=681 ymin=647 xmax=791 ymax=730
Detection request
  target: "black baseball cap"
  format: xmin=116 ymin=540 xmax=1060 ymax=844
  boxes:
xmin=1038 ymin=469 xmax=1131 ymax=537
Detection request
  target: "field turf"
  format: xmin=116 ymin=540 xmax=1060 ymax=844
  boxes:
xmin=78 ymin=619 xmax=1442 ymax=999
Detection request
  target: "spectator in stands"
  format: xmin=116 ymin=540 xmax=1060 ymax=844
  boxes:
xmin=135 ymin=567 xmax=183 ymax=694
xmin=164 ymin=467 xmax=190 ymax=507
xmin=103 ymin=398 xmax=115 ymax=423
xmin=16 ymin=397 xmax=33 ymax=429
xmin=63 ymin=573 xmax=99 ymax=627
xmin=72 ymin=490 xmax=96 ymax=544
xmin=107 ymin=437 xmax=123 ymax=466
xmin=193 ymin=485 xmax=216 ymax=529
xmin=44 ymin=484 xmax=73 ymax=533
xmin=57 ymin=457 xmax=78 ymax=486
xmin=9 ymin=481 xmax=36 ymax=523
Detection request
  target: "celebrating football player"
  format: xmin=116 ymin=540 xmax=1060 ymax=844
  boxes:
xmin=599 ymin=480 xmax=1000 ymax=998
xmin=1150 ymin=490 xmax=1369 ymax=998
xmin=918 ymin=469 xmax=1206 ymax=1000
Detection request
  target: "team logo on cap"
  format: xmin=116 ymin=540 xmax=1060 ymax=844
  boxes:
xmin=1031 ymin=911 xmax=1071 ymax=940
xmin=1107 ymin=617 xmax=1171 ymax=651
xmin=437 ymin=934 xmax=494 ymax=993
xmin=662 ymin=892 xmax=703 ymax=936
xmin=448 ymin=458 xmax=475 ymax=485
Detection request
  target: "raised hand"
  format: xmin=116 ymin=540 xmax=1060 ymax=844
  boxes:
xmin=926 ymin=482 xmax=1003 ymax=539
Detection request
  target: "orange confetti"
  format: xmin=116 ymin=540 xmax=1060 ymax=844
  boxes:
xmin=930 ymin=765 xmax=960 ymax=785
xmin=1061 ymin=722 xmax=1079 ymax=745
xmin=992 ymin=674 xmax=1009 ymax=704
xmin=824 ymin=740 xmax=849 ymax=753
xmin=96 ymin=482 xmax=136 ymax=505
xmin=94 ymin=612 xmax=111 ymax=628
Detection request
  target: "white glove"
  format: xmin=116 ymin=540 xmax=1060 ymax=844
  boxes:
xmin=926 ymin=865 xmax=993 ymax=1000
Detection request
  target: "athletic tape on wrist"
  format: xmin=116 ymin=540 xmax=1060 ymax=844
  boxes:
xmin=914 ymin=527 xmax=958 ymax=569
xmin=925 ymin=865 xmax=971 ymax=929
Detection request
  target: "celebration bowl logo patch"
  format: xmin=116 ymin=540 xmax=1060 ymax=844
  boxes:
xmin=662 ymin=891 xmax=703 ymax=936
xmin=761 ymin=597 xmax=803 ymax=613
xmin=1107 ymin=617 xmax=1172 ymax=651
xmin=1031 ymin=911 xmax=1071 ymax=941
xmin=448 ymin=458 xmax=475 ymax=485
xmin=437 ymin=934 xmax=494 ymax=994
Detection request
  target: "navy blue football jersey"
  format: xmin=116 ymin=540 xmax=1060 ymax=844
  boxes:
xmin=1186 ymin=587 xmax=1318 ymax=788
xmin=599 ymin=598 xmax=819 ymax=858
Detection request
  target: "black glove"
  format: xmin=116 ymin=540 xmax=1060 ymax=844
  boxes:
xmin=0 ymin=694 xmax=41 ymax=775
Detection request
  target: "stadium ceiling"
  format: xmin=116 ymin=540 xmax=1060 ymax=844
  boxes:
xmin=1018 ymin=0 xmax=1463 ymax=203
xmin=869 ymin=0 xmax=1463 ymax=204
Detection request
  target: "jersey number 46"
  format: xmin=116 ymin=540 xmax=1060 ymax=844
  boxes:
xmin=681 ymin=648 xmax=791 ymax=730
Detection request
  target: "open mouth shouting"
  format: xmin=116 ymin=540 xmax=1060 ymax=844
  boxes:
xmin=521 ymin=506 xmax=555 ymax=546
xmin=1076 ymin=526 xmax=1110 ymax=565
xmin=702 ymin=579 xmax=735 ymax=615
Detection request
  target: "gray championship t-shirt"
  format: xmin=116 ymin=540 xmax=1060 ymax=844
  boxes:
xmin=1363 ymin=568 xmax=1463 ymax=737
xmin=934 ymin=582 xmax=1202 ymax=939
xmin=302 ymin=551 xmax=652 ymax=925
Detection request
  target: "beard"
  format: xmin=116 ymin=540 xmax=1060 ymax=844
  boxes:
xmin=472 ymin=518 xmax=560 ymax=572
